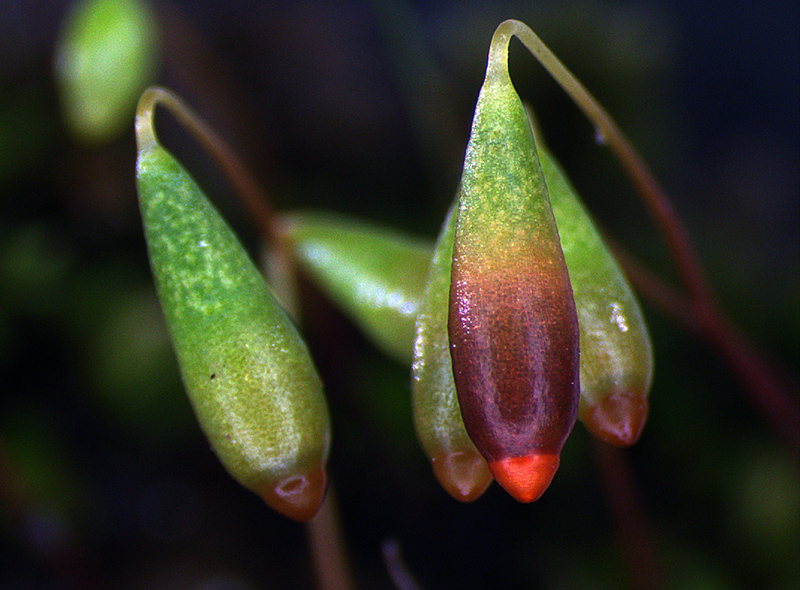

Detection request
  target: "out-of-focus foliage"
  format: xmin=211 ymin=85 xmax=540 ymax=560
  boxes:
xmin=54 ymin=0 xmax=160 ymax=145
xmin=0 ymin=1 xmax=797 ymax=589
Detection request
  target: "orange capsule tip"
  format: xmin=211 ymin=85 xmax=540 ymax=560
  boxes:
xmin=488 ymin=453 xmax=560 ymax=503
xmin=582 ymin=391 xmax=648 ymax=447
xmin=431 ymin=450 xmax=493 ymax=503
xmin=258 ymin=468 xmax=328 ymax=522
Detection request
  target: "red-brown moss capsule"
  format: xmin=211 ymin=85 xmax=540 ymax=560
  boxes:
xmin=448 ymin=29 xmax=579 ymax=503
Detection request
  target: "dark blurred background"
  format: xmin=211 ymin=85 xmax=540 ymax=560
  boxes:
xmin=1 ymin=1 xmax=797 ymax=589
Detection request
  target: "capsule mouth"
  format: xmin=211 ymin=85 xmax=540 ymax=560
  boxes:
xmin=488 ymin=453 xmax=560 ymax=503
xmin=259 ymin=469 xmax=328 ymax=521
xmin=431 ymin=450 xmax=493 ymax=503
xmin=582 ymin=391 xmax=648 ymax=447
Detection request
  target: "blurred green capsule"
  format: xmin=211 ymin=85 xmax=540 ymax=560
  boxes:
xmin=540 ymin=146 xmax=653 ymax=446
xmin=276 ymin=211 xmax=432 ymax=366
xmin=411 ymin=205 xmax=493 ymax=502
xmin=135 ymin=96 xmax=330 ymax=521
xmin=55 ymin=0 xmax=160 ymax=145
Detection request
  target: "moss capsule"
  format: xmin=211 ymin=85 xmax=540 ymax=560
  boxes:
xmin=540 ymin=147 xmax=653 ymax=446
xmin=448 ymin=32 xmax=580 ymax=503
xmin=412 ymin=205 xmax=493 ymax=502
xmin=136 ymin=117 xmax=330 ymax=521
xmin=55 ymin=0 xmax=159 ymax=145
xmin=277 ymin=211 xmax=432 ymax=365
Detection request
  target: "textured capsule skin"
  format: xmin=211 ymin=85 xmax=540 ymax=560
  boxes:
xmin=136 ymin=145 xmax=330 ymax=521
xmin=448 ymin=44 xmax=580 ymax=502
xmin=277 ymin=211 xmax=432 ymax=366
xmin=412 ymin=205 xmax=493 ymax=502
xmin=540 ymin=147 xmax=653 ymax=446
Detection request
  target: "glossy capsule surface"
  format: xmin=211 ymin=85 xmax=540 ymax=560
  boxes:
xmin=540 ymin=147 xmax=653 ymax=446
xmin=448 ymin=43 xmax=580 ymax=503
xmin=278 ymin=211 xmax=432 ymax=366
xmin=412 ymin=205 xmax=493 ymax=502
xmin=137 ymin=145 xmax=330 ymax=521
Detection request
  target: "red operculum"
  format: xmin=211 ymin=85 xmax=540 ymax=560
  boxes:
xmin=488 ymin=453 xmax=560 ymax=503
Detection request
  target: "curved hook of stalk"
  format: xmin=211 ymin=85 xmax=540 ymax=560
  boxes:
xmin=492 ymin=20 xmax=711 ymax=310
xmin=495 ymin=20 xmax=798 ymax=457
xmin=492 ymin=20 xmax=707 ymax=303
xmin=136 ymin=87 xmax=278 ymax=245
xmin=136 ymin=88 xmax=299 ymax=316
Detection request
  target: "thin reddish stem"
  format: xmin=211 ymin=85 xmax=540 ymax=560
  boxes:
xmin=610 ymin=240 xmax=799 ymax=456
xmin=306 ymin=487 xmax=357 ymax=590
xmin=592 ymin=441 xmax=663 ymax=590
xmin=495 ymin=20 xmax=710 ymax=303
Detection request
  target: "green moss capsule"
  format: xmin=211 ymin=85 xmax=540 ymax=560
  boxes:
xmin=276 ymin=211 xmax=432 ymax=366
xmin=135 ymin=95 xmax=330 ymax=521
xmin=447 ymin=30 xmax=580 ymax=503
xmin=412 ymin=205 xmax=493 ymax=502
xmin=540 ymin=146 xmax=653 ymax=446
xmin=55 ymin=0 xmax=160 ymax=145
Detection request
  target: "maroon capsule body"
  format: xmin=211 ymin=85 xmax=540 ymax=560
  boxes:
xmin=448 ymin=212 xmax=580 ymax=502
xmin=447 ymin=55 xmax=581 ymax=502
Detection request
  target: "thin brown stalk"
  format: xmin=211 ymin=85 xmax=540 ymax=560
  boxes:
xmin=496 ymin=20 xmax=710 ymax=304
xmin=610 ymin=238 xmax=800 ymax=456
xmin=592 ymin=441 xmax=663 ymax=590
xmin=306 ymin=488 xmax=357 ymax=590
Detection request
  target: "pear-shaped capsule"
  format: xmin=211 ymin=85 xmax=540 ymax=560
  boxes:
xmin=276 ymin=211 xmax=432 ymax=366
xmin=136 ymin=110 xmax=330 ymax=521
xmin=539 ymin=147 xmax=653 ymax=445
xmin=412 ymin=205 xmax=493 ymax=502
xmin=448 ymin=33 xmax=579 ymax=503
